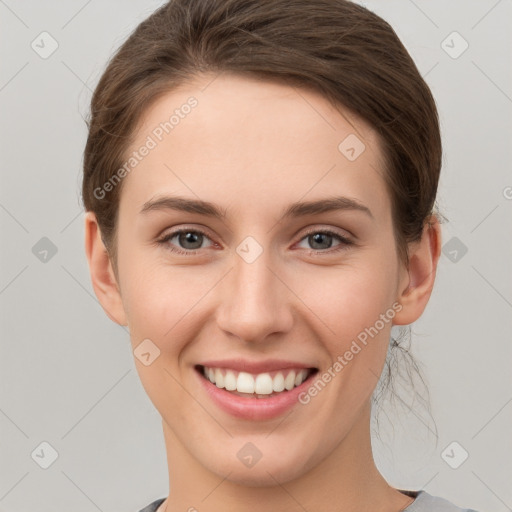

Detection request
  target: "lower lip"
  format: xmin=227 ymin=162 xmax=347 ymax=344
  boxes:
xmin=196 ymin=368 xmax=316 ymax=420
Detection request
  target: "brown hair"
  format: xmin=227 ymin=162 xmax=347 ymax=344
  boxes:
xmin=81 ymin=0 xmax=441 ymax=437
xmin=82 ymin=0 xmax=442 ymax=268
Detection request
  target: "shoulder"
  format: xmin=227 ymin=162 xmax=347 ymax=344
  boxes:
xmin=405 ymin=490 xmax=482 ymax=512
xmin=137 ymin=492 xmax=483 ymax=512
xmin=137 ymin=497 xmax=166 ymax=512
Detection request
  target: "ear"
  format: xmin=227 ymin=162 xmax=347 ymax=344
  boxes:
xmin=84 ymin=211 xmax=128 ymax=326
xmin=393 ymin=215 xmax=442 ymax=325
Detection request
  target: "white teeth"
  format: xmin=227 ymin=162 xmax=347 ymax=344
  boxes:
xmin=237 ymin=372 xmax=255 ymax=393
xmin=295 ymin=369 xmax=307 ymax=387
xmin=272 ymin=372 xmax=285 ymax=392
xmin=254 ymin=373 xmax=273 ymax=394
xmin=284 ymin=371 xmax=296 ymax=390
xmin=214 ymin=368 xmax=224 ymax=388
xmin=224 ymin=370 xmax=237 ymax=391
xmin=202 ymin=366 xmax=311 ymax=395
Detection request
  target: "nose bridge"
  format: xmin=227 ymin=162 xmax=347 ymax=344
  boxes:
xmin=216 ymin=240 xmax=293 ymax=342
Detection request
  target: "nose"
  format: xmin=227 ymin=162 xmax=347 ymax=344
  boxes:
xmin=215 ymin=244 xmax=294 ymax=344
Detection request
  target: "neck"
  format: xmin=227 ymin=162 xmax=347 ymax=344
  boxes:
xmin=159 ymin=401 xmax=414 ymax=512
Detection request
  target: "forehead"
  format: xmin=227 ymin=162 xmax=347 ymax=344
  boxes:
xmin=120 ymin=73 xmax=391 ymax=222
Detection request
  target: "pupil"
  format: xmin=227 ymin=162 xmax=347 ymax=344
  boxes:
xmin=181 ymin=232 xmax=202 ymax=249
xmin=311 ymin=233 xmax=331 ymax=249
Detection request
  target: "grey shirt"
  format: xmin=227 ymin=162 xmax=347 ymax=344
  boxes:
xmin=138 ymin=490 xmax=481 ymax=512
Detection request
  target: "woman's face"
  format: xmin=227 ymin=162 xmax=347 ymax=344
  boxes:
xmin=103 ymin=74 xmax=414 ymax=485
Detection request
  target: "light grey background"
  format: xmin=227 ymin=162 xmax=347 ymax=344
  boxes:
xmin=1 ymin=1 xmax=511 ymax=511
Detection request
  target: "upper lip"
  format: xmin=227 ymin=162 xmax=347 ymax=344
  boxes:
xmin=197 ymin=358 xmax=317 ymax=374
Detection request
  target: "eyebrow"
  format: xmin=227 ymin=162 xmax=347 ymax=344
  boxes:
xmin=140 ymin=195 xmax=373 ymax=220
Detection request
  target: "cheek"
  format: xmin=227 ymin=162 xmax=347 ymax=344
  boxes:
xmin=293 ymin=260 xmax=398 ymax=342
xmin=296 ymin=268 xmax=397 ymax=425
xmin=120 ymin=262 xmax=202 ymax=411
xmin=119 ymin=252 xmax=216 ymax=347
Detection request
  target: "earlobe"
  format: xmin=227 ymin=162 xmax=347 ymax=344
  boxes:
xmin=84 ymin=211 xmax=128 ymax=326
xmin=393 ymin=215 xmax=442 ymax=326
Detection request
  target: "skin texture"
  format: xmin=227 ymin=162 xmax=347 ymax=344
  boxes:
xmin=85 ymin=73 xmax=441 ymax=512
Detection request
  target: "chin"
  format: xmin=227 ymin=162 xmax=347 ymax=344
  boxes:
xmin=218 ymin=464 xmax=306 ymax=488
xmin=200 ymin=443 xmax=316 ymax=488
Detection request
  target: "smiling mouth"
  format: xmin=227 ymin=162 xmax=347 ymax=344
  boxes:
xmin=195 ymin=364 xmax=318 ymax=399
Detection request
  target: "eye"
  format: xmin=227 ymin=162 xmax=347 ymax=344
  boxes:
xmin=156 ymin=228 xmax=214 ymax=255
xmin=156 ymin=226 xmax=354 ymax=256
xmin=296 ymin=228 xmax=353 ymax=254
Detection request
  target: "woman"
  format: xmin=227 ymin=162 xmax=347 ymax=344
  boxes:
xmin=82 ymin=1 xmax=481 ymax=510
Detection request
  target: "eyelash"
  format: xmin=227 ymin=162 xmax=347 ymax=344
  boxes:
xmin=156 ymin=227 xmax=354 ymax=256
